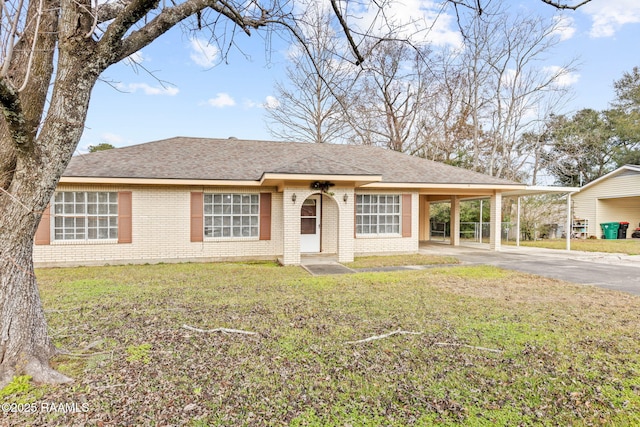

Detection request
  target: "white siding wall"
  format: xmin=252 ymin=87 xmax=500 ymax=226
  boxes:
xmin=573 ymin=171 xmax=640 ymax=238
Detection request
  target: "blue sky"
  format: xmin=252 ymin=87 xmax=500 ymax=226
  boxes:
xmin=78 ymin=0 xmax=640 ymax=152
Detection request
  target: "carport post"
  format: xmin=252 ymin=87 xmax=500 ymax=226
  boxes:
xmin=450 ymin=195 xmax=460 ymax=246
xmin=489 ymin=191 xmax=502 ymax=251
xmin=566 ymin=193 xmax=572 ymax=251
xmin=516 ymin=197 xmax=521 ymax=247
xmin=479 ymin=200 xmax=483 ymax=243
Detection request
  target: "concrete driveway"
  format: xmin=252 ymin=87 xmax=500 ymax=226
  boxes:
xmin=420 ymin=243 xmax=640 ymax=296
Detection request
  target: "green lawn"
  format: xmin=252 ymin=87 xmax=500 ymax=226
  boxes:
xmin=4 ymin=261 xmax=639 ymax=425
xmin=505 ymin=238 xmax=640 ymax=255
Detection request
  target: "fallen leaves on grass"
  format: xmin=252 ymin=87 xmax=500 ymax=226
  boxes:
xmin=2 ymin=262 xmax=637 ymax=426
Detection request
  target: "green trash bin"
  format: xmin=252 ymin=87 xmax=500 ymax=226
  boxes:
xmin=600 ymin=222 xmax=620 ymax=239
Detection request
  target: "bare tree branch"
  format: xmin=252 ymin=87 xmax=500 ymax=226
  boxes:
xmin=330 ymin=0 xmax=365 ymax=65
xmin=539 ymin=0 xmax=592 ymax=10
xmin=346 ymin=329 xmax=423 ymax=344
xmin=112 ymin=0 xmax=270 ymax=64
xmin=182 ymin=324 xmax=257 ymax=336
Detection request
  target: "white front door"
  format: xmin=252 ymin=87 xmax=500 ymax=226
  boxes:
xmin=300 ymin=196 xmax=321 ymax=253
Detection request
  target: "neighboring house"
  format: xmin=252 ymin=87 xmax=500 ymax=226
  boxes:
xmin=33 ymin=137 xmax=528 ymax=267
xmin=571 ymin=165 xmax=640 ymax=239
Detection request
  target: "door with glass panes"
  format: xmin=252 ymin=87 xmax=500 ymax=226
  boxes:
xmin=300 ymin=196 xmax=320 ymax=253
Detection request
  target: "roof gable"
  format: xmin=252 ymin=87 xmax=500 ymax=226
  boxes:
xmin=573 ymin=165 xmax=640 ymax=193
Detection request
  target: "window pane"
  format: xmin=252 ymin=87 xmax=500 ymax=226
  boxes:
xmin=355 ymin=194 xmax=400 ymax=236
xmin=301 ymin=218 xmax=316 ymax=234
xmin=204 ymin=193 xmax=258 ymax=239
xmin=52 ymin=192 xmax=118 ymax=241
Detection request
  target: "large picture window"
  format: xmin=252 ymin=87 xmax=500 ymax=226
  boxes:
xmin=53 ymin=192 xmax=118 ymax=240
xmin=356 ymin=194 xmax=401 ymax=235
xmin=204 ymin=193 xmax=259 ymax=238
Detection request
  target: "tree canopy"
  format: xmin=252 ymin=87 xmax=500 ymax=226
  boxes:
xmin=542 ymin=66 xmax=640 ymax=186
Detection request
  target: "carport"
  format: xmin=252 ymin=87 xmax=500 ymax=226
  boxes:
xmin=421 ymin=185 xmax=578 ymax=251
xmin=504 ymin=186 xmax=578 ymax=250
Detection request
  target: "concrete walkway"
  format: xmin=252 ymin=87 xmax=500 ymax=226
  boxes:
xmin=300 ymin=255 xmax=356 ymax=276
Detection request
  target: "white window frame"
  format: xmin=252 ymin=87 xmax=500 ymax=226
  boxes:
xmin=52 ymin=191 xmax=118 ymax=241
xmin=203 ymin=193 xmax=260 ymax=239
xmin=356 ymin=194 xmax=401 ymax=236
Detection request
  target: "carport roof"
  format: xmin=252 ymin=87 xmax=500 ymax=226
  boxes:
xmin=503 ymin=185 xmax=579 ymax=197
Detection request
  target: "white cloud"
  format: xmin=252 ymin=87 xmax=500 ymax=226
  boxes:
xmin=206 ymin=93 xmax=236 ymax=108
xmin=413 ymin=2 xmax=464 ymax=48
xmin=583 ymin=0 xmax=640 ymax=38
xmin=552 ymin=15 xmax=576 ymax=41
xmin=264 ymin=96 xmax=280 ymax=109
xmin=242 ymin=96 xmax=280 ymax=109
xmin=189 ymin=37 xmax=219 ymax=67
xmin=116 ymin=82 xmax=179 ymax=96
xmin=544 ymin=65 xmax=580 ymax=87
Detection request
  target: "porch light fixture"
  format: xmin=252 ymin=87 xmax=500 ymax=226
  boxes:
xmin=343 ymin=193 xmax=348 ymax=203
xmin=292 ymin=193 xmax=297 ymax=203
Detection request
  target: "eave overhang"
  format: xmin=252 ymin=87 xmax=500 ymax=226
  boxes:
xmin=259 ymin=173 xmax=383 ymax=191
xmin=59 ymin=173 xmax=385 ymax=190
xmin=59 ymin=177 xmax=264 ymax=187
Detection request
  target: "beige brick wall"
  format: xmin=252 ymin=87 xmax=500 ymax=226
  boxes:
xmin=34 ymin=185 xmax=283 ymax=267
xmin=33 ymin=184 xmax=419 ymax=267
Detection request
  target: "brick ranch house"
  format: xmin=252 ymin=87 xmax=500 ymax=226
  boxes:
xmin=33 ymin=137 xmax=530 ymax=267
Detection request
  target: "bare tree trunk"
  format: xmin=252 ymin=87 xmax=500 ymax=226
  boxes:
xmin=0 ymin=203 xmax=71 ymax=386
xmin=0 ymin=0 xmax=100 ymax=385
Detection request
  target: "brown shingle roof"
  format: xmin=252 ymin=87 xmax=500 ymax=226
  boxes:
xmin=64 ymin=137 xmax=519 ymax=185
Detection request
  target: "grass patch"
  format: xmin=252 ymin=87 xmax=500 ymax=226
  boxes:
xmin=345 ymin=253 xmax=459 ymax=268
xmin=3 ymin=261 xmax=638 ymax=425
xmin=505 ymin=238 xmax=640 ymax=254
